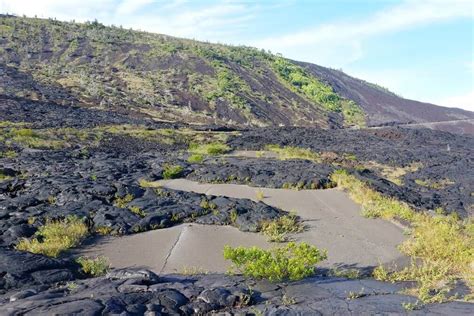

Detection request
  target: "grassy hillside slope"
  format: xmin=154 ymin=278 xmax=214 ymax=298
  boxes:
xmin=1 ymin=15 xmax=472 ymax=129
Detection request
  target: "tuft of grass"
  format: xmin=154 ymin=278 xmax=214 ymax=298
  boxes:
xmin=189 ymin=142 xmax=231 ymax=156
xmin=187 ymin=153 xmax=204 ymax=163
xmin=330 ymin=268 xmax=361 ymax=279
xmin=230 ymin=209 xmax=238 ymax=224
xmin=0 ymin=171 xmax=13 ymax=182
xmin=16 ymin=216 xmax=88 ymax=257
xmin=76 ymin=256 xmax=109 ymax=277
xmin=347 ymin=288 xmax=366 ymax=300
xmin=265 ymin=145 xmax=320 ymax=162
xmin=179 ymin=266 xmax=209 ymax=275
xmin=223 ymin=242 xmax=327 ymax=282
xmin=95 ymin=226 xmax=113 ymax=235
xmin=255 ymin=189 xmax=265 ymax=201
xmin=114 ymin=193 xmax=134 ymax=208
xmin=259 ymin=214 xmax=304 ymax=242
xmin=281 ymin=294 xmax=297 ymax=305
xmin=331 ymin=169 xmax=474 ymax=303
xmin=129 ymin=205 xmax=146 ymax=217
xmin=162 ymin=164 xmax=184 ymax=179
xmin=138 ymin=179 xmax=162 ymax=188
xmin=402 ymin=300 xmax=423 ymax=311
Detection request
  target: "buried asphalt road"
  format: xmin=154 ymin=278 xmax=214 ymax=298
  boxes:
xmin=78 ymin=180 xmax=407 ymax=273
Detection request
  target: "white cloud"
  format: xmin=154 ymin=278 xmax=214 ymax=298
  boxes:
xmin=437 ymin=90 xmax=474 ymax=112
xmin=115 ymin=0 xmax=155 ymax=15
xmin=0 ymin=0 xmax=259 ymax=41
xmin=251 ymin=0 xmax=473 ymax=66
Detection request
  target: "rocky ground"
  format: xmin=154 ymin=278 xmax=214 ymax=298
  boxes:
xmin=1 ymin=98 xmax=473 ymax=314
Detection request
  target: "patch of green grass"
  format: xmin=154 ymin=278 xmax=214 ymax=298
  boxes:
xmin=259 ymin=214 xmax=304 ymax=242
xmin=189 ymin=142 xmax=231 ymax=156
xmin=16 ymin=216 xmax=88 ymax=257
xmin=187 ymin=153 xmax=204 ymax=163
xmin=224 ymin=242 xmax=327 ymax=282
xmin=162 ymin=164 xmax=184 ymax=179
xmin=0 ymin=150 xmax=17 ymax=158
xmin=76 ymin=256 xmax=109 ymax=277
xmin=265 ymin=145 xmax=320 ymax=162
xmin=114 ymin=193 xmax=134 ymax=208
xmin=331 ymin=169 xmax=474 ymax=303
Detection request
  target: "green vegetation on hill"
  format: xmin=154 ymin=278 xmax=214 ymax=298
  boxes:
xmin=271 ymin=56 xmax=366 ymax=127
xmin=0 ymin=15 xmax=366 ymax=127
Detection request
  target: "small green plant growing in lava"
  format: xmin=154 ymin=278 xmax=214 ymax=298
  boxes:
xmin=76 ymin=256 xmax=110 ymax=277
xmin=223 ymin=242 xmax=327 ymax=282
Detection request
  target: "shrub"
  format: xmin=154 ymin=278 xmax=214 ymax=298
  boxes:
xmin=76 ymin=256 xmax=109 ymax=276
xmin=189 ymin=142 xmax=230 ymax=156
xmin=259 ymin=214 xmax=304 ymax=242
xmin=223 ymin=242 xmax=327 ymax=282
xmin=16 ymin=216 xmax=88 ymax=257
xmin=331 ymin=169 xmax=474 ymax=303
xmin=162 ymin=164 xmax=184 ymax=179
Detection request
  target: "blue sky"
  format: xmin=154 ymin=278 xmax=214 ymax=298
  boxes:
xmin=1 ymin=0 xmax=473 ymax=111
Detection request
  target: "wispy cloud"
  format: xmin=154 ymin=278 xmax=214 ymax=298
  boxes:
xmin=115 ymin=0 xmax=155 ymax=15
xmin=437 ymin=90 xmax=474 ymax=111
xmin=252 ymin=0 xmax=473 ymax=66
xmin=0 ymin=0 xmax=259 ymax=41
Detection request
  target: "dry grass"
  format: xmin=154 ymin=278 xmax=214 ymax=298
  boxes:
xmin=415 ymin=178 xmax=455 ymax=190
xmin=364 ymin=161 xmax=422 ymax=185
xmin=265 ymin=145 xmax=320 ymax=163
xmin=331 ymin=169 xmax=473 ymax=303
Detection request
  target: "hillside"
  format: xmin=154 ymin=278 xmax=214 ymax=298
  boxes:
xmin=1 ymin=15 xmax=472 ymax=131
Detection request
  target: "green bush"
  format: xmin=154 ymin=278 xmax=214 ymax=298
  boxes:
xmin=223 ymin=242 xmax=327 ymax=282
xmin=76 ymin=256 xmax=109 ymax=276
xmin=162 ymin=164 xmax=184 ymax=179
xmin=16 ymin=216 xmax=88 ymax=257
